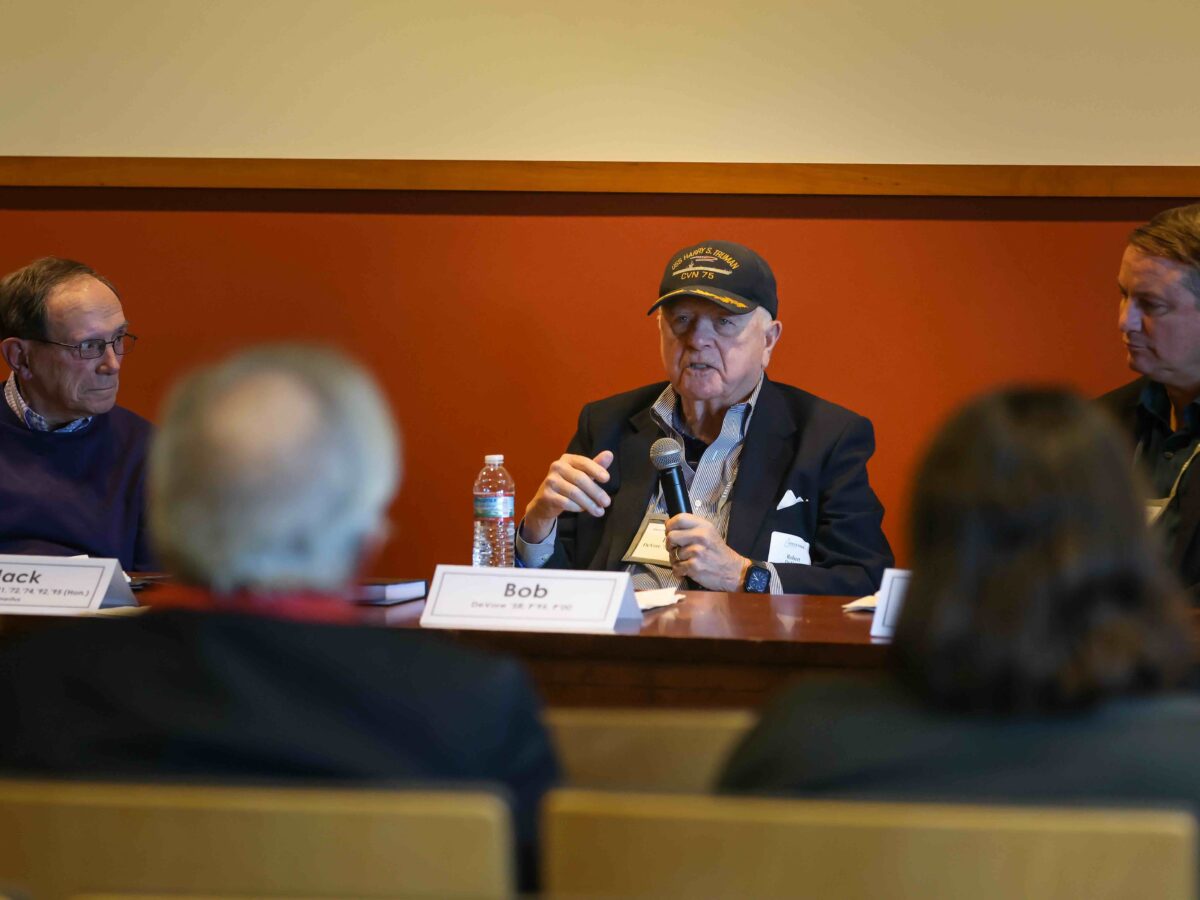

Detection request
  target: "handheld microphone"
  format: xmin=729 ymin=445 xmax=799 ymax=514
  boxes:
xmin=650 ymin=437 xmax=699 ymax=590
xmin=650 ymin=437 xmax=692 ymax=516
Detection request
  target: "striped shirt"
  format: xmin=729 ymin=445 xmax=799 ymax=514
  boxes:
xmin=518 ymin=378 xmax=783 ymax=593
xmin=630 ymin=378 xmax=782 ymax=592
xmin=3 ymin=373 xmax=92 ymax=433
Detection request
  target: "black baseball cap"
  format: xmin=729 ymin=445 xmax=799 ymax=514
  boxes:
xmin=647 ymin=240 xmax=778 ymax=319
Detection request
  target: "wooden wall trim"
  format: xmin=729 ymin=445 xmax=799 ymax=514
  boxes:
xmin=1 ymin=157 xmax=1198 ymax=197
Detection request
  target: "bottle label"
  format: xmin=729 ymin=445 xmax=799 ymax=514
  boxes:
xmin=474 ymin=494 xmax=515 ymax=518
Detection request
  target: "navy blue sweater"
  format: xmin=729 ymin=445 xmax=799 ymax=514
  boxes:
xmin=0 ymin=400 xmax=155 ymax=571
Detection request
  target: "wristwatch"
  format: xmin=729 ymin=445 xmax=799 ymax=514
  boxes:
xmin=742 ymin=560 xmax=771 ymax=593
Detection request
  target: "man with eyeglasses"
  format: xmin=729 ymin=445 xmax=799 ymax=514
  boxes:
xmin=0 ymin=256 xmax=154 ymax=571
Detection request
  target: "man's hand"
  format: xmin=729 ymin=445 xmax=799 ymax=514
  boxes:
xmin=664 ymin=513 xmax=750 ymax=591
xmin=521 ymin=450 xmax=614 ymax=543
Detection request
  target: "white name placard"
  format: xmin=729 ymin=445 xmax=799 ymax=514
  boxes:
xmin=421 ymin=565 xmax=641 ymax=633
xmin=870 ymin=567 xmax=912 ymax=639
xmin=0 ymin=555 xmax=136 ymax=615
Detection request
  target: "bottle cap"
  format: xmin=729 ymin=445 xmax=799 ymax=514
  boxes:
xmin=484 ymin=454 xmax=504 ymax=465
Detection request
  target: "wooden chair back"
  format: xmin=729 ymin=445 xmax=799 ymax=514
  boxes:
xmin=0 ymin=778 xmax=513 ymax=900
xmin=543 ymin=788 xmax=1196 ymax=899
xmin=546 ymin=707 xmax=754 ymax=792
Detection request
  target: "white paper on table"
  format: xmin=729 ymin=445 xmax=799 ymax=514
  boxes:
xmin=842 ymin=593 xmax=878 ymax=613
xmin=636 ymin=587 xmax=684 ymax=611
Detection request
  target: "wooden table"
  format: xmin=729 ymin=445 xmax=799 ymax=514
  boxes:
xmin=0 ymin=590 xmax=888 ymax=709
xmin=387 ymin=592 xmax=888 ymax=708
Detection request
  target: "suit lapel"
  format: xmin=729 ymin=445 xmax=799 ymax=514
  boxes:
xmin=599 ymin=406 xmax=661 ymax=570
xmin=727 ymin=378 xmax=797 ymax=556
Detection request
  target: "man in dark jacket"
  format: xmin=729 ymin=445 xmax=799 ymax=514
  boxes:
xmin=1101 ymin=203 xmax=1200 ymax=595
xmin=0 ymin=344 xmax=558 ymax=885
xmin=516 ymin=240 xmax=892 ymax=597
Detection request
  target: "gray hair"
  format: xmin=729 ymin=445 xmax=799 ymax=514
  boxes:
xmin=149 ymin=344 xmax=401 ymax=595
xmin=0 ymin=256 xmax=120 ymax=341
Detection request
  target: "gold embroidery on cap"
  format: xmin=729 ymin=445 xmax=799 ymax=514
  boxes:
xmin=657 ymin=288 xmax=749 ymax=309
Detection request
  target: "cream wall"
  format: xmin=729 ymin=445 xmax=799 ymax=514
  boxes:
xmin=1 ymin=0 xmax=1195 ymax=163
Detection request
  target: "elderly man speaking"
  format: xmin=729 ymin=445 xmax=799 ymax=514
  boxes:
xmin=517 ymin=240 xmax=893 ymax=596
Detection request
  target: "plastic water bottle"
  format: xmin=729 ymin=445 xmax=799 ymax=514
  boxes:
xmin=472 ymin=454 xmax=515 ymax=567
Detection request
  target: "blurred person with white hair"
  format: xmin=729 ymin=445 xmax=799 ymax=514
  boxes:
xmin=0 ymin=344 xmax=558 ymax=884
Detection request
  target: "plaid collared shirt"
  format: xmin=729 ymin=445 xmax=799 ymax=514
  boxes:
xmin=630 ymin=378 xmax=782 ymax=592
xmin=4 ymin=372 xmax=92 ymax=433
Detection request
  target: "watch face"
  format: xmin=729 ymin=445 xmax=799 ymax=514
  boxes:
xmin=745 ymin=564 xmax=771 ymax=593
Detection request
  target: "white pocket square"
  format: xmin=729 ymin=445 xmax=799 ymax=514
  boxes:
xmin=776 ymin=490 xmax=806 ymax=511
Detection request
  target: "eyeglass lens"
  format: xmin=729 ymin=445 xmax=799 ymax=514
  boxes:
xmin=79 ymin=334 xmax=137 ymax=359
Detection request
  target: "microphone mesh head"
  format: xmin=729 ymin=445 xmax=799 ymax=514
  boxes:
xmin=650 ymin=437 xmax=685 ymax=471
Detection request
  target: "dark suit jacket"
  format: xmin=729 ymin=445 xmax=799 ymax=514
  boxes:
xmin=0 ymin=609 xmax=558 ymax=885
xmin=1100 ymin=377 xmax=1200 ymax=594
xmin=720 ymin=673 xmax=1200 ymax=814
xmin=542 ymin=377 xmax=893 ymax=596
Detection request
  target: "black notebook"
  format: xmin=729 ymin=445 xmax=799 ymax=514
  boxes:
xmin=353 ymin=579 xmax=428 ymax=606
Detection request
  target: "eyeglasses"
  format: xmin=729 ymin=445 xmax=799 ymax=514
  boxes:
xmin=34 ymin=333 xmax=138 ymax=360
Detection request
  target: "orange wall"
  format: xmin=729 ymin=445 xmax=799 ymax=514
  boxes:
xmin=0 ymin=190 xmax=1174 ymax=582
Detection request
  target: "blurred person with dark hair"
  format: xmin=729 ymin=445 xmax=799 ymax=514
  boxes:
xmin=721 ymin=387 xmax=1200 ymax=807
xmin=0 ymin=256 xmax=153 ymax=570
xmin=1104 ymin=203 xmax=1200 ymax=594
xmin=0 ymin=344 xmax=558 ymax=885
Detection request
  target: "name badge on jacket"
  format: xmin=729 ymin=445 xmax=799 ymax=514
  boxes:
xmin=622 ymin=512 xmax=671 ymax=566
xmin=768 ymin=531 xmax=811 ymax=565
